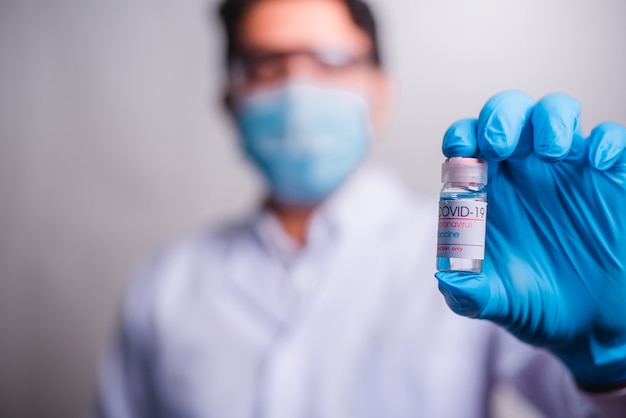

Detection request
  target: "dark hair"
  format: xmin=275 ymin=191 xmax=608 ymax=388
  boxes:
xmin=217 ymin=0 xmax=382 ymax=69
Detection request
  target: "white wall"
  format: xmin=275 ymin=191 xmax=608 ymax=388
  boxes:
xmin=0 ymin=0 xmax=624 ymax=417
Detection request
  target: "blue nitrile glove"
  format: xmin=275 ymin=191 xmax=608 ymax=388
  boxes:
xmin=435 ymin=90 xmax=626 ymax=386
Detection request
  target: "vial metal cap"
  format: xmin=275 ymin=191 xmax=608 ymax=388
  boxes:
xmin=442 ymin=157 xmax=488 ymax=184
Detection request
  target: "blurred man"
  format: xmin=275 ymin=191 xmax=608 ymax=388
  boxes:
xmin=94 ymin=0 xmax=626 ymax=417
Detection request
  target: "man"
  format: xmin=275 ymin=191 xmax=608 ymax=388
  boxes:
xmin=94 ymin=0 xmax=626 ymax=416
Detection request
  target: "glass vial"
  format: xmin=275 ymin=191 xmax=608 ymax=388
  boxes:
xmin=436 ymin=157 xmax=488 ymax=273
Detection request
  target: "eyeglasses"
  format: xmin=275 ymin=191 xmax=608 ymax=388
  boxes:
xmin=229 ymin=47 xmax=376 ymax=87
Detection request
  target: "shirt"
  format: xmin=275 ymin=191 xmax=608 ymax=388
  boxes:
xmin=94 ymin=164 xmax=626 ymax=418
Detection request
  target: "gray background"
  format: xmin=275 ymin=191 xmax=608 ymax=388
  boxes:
xmin=1 ymin=0 xmax=625 ymax=417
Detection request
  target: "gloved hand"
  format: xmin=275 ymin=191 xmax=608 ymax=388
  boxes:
xmin=435 ymin=91 xmax=626 ymax=387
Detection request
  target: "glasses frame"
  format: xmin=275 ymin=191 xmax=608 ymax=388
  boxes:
xmin=228 ymin=47 xmax=377 ymax=88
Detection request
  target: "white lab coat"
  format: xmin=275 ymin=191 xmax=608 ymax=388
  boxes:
xmin=94 ymin=165 xmax=626 ymax=418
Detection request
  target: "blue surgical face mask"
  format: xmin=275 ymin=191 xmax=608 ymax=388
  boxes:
xmin=234 ymin=81 xmax=373 ymax=206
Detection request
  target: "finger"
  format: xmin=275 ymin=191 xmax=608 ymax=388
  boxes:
xmin=588 ymin=122 xmax=626 ymax=170
xmin=532 ymin=93 xmax=581 ymax=162
xmin=434 ymin=272 xmax=507 ymax=320
xmin=477 ymin=91 xmax=535 ymax=161
xmin=443 ymin=118 xmax=478 ymax=157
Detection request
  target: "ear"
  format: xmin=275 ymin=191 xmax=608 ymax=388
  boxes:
xmin=370 ymin=69 xmax=394 ymax=139
xmin=223 ymin=89 xmax=235 ymax=114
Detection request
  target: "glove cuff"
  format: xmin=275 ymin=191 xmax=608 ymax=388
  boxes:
xmin=553 ymin=340 xmax=626 ymax=386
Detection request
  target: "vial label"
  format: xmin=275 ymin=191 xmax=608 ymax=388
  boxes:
xmin=437 ymin=200 xmax=488 ymax=260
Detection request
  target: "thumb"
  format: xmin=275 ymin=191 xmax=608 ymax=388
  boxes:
xmin=435 ymin=272 xmax=508 ymax=320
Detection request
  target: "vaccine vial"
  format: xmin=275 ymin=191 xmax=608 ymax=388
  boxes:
xmin=437 ymin=157 xmax=488 ymax=273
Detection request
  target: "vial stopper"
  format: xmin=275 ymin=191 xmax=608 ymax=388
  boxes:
xmin=441 ymin=157 xmax=488 ymax=184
